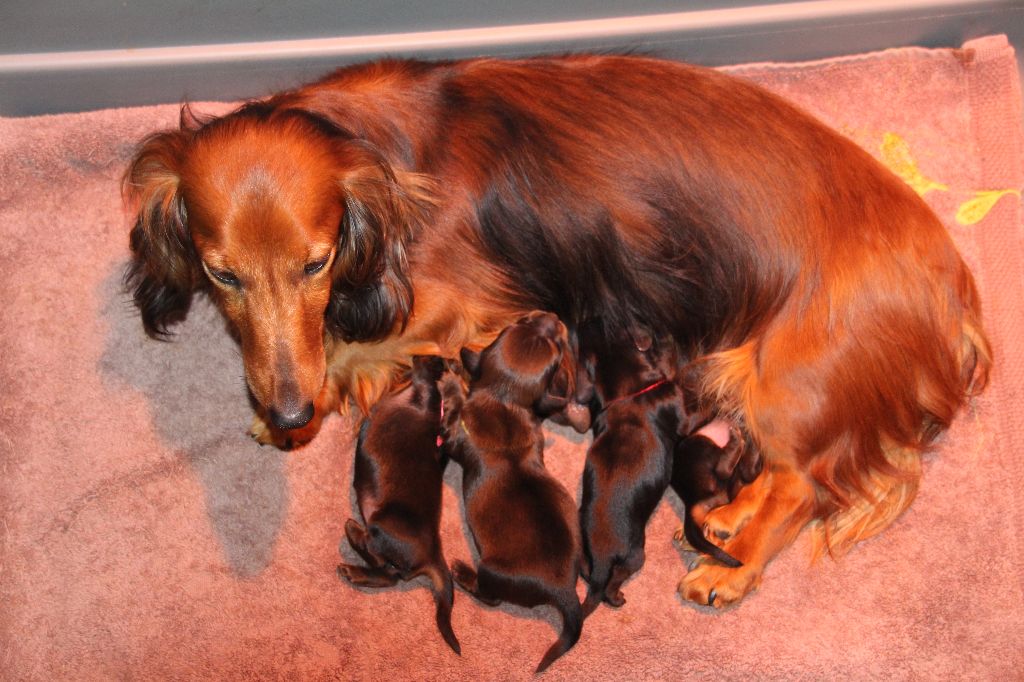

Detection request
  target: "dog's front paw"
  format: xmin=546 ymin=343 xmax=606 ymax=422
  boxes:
xmin=678 ymin=561 xmax=761 ymax=609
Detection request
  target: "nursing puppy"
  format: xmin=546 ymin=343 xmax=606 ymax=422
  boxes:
xmin=577 ymin=322 xmax=740 ymax=618
xmin=443 ymin=311 xmax=583 ymax=674
xmin=672 ymin=430 xmax=762 ymax=559
xmin=338 ymin=355 xmax=460 ymax=655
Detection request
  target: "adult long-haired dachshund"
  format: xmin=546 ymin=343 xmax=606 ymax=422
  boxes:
xmin=442 ymin=311 xmax=583 ymax=673
xmin=124 ymin=54 xmax=991 ymax=607
xmin=338 ymin=355 xmax=460 ymax=654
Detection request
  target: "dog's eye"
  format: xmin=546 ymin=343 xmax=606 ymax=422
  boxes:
xmin=210 ymin=268 xmax=240 ymax=287
xmin=304 ymin=257 xmax=329 ymax=276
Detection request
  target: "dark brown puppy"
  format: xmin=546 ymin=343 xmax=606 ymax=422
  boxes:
xmin=338 ymin=355 xmax=460 ymax=655
xmin=443 ymin=311 xmax=582 ymax=674
xmin=672 ymin=431 xmax=762 ymax=557
xmin=577 ymin=321 xmax=741 ymax=618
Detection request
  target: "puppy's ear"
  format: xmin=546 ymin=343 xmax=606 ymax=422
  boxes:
xmin=438 ymin=373 xmax=466 ymax=441
xmin=535 ymin=348 xmax=575 ymax=418
xmin=326 ymin=140 xmax=437 ymax=343
xmin=122 ymin=113 xmax=200 ymax=339
xmin=535 ymin=392 xmax=569 ymax=419
xmin=459 ymin=348 xmax=482 ymax=380
xmin=411 ymin=354 xmax=446 ymax=382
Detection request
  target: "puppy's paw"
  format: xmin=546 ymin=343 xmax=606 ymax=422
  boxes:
xmin=337 ymin=563 xmax=357 ymax=582
xmin=451 ymin=560 xmax=478 ymax=593
xmin=678 ymin=562 xmax=761 ymax=609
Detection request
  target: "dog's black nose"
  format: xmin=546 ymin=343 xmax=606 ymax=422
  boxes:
xmin=270 ymin=402 xmax=315 ymax=430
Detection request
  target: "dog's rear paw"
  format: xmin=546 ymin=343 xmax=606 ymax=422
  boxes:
xmin=678 ymin=562 xmax=761 ymax=609
xmin=702 ymin=502 xmax=753 ymax=544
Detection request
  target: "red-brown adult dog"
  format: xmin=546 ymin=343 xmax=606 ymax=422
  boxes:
xmin=124 ymin=55 xmax=991 ymax=607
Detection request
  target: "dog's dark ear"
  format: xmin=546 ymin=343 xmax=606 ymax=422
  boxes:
xmin=122 ymin=116 xmax=199 ymax=339
xmin=326 ymin=140 xmax=436 ymax=343
xmin=459 ymin=348 xmax=482 ymax=379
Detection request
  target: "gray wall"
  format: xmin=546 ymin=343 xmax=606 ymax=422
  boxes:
xmin=1 ymin=1 xmax=1022 ymax=115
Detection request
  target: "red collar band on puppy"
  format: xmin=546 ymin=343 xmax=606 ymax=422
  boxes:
xmin=599 ymin=378 xmax=671 ymax=413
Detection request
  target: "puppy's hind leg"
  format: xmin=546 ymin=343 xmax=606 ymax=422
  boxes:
xmin=344 ymin=519 xmax=380 ymax=567
xmin=451 ymin=560 xmax=501 ymax=607
xmin=336 ymin=563 xmax=401 ymax=588
xmin=603 ymin=547 xmax=646 ymax=608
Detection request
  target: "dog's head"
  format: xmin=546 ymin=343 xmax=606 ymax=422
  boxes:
xmin=123 ymin=104 xmax=434 ymax=429
xmin=460 ymin=311 xmax=574 ymax=417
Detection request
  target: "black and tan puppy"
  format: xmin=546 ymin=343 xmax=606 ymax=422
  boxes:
xmin=443 ymin=311 xmax=583 ymax=674
xmin=337 ymin=355 xmax=460 ymax=654
xmin=672 ymin=429 xmax=762 ymax=557
xmin=576 ymin=321 xmax=741 ymax=618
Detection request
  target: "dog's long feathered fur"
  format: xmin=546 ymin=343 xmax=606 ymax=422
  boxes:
xmin=124 ymin=55 xmax=991 ymax=605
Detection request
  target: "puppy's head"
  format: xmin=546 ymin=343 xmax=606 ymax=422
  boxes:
xmin=576 ymin=318 xmax=677 ymax=404
xmin=123 ymin=104 xmax=434 ymax=429
xmin=460 ymin=311 xmax=574 ymax=417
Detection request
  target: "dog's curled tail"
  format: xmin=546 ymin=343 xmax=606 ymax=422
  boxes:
xmin=683 ymin=513 xmax=743 ymax=568
xmin=535 ymin=593 xmax=583 ymax=674
xmin=425 ymin=562 xmax=461 ymax=655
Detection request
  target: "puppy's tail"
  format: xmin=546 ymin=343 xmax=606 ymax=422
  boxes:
xmin=684 ymin=512 xmax=742 ymax=568
xmin=424 ymin=562 xmax=461 ymax=655
xmin=535 ymin=593 xmax=583 ymax=674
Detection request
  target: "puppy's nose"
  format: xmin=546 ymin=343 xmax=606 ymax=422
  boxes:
xmin=270 ymin=402 xmax=315 ymax=430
